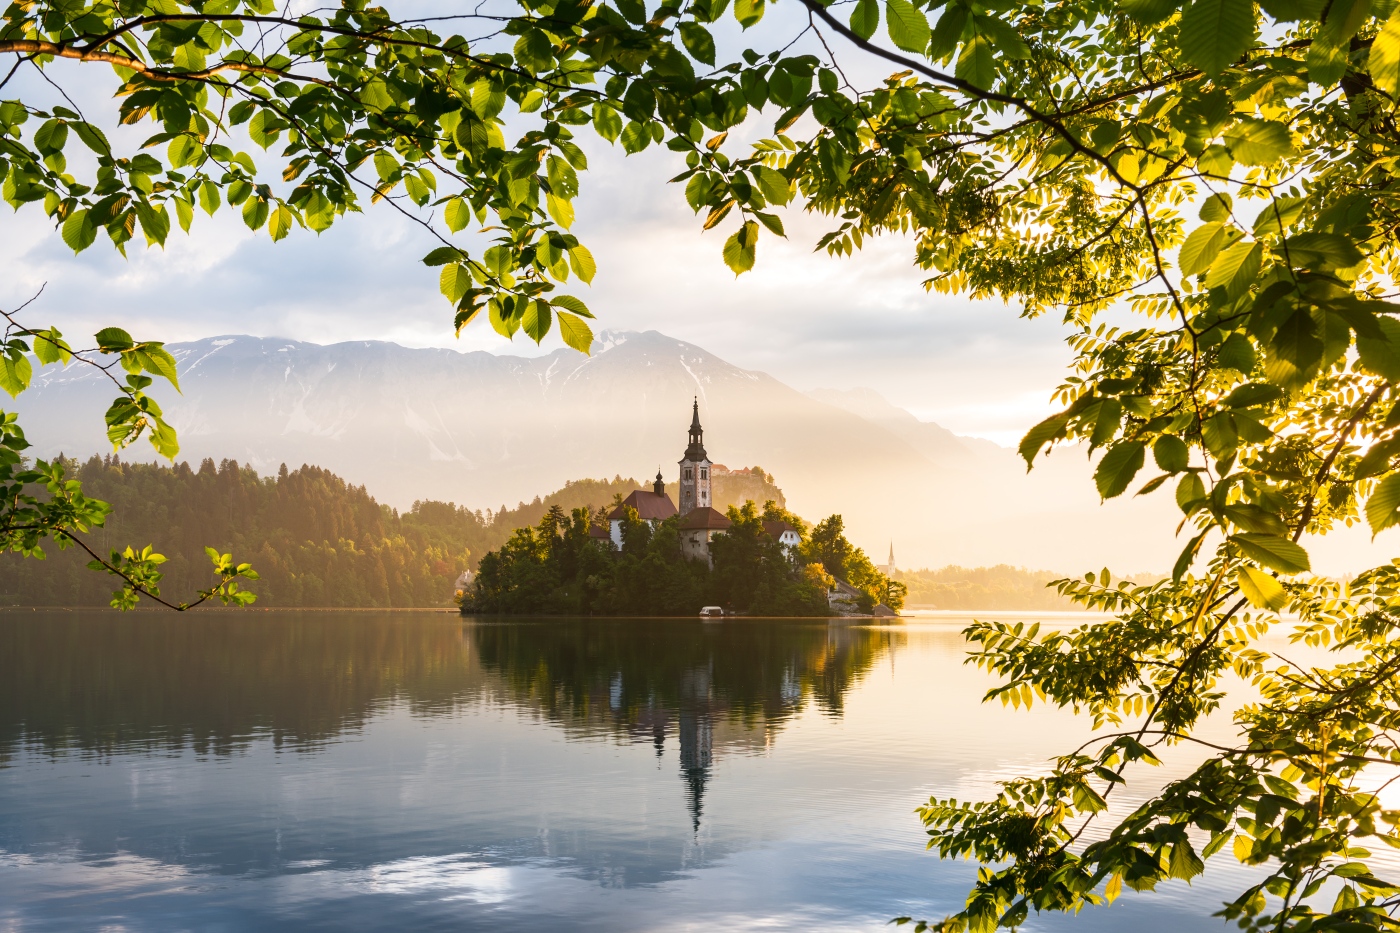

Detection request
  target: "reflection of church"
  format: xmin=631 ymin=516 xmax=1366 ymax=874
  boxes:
xmin=471 ymin=602 xmax=902 ymax=834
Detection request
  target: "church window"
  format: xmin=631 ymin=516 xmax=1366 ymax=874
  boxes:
xmin=700 ymin=468 xmax=707 ymax=479
xmin=684 ymin=468 xmax=692 ymax=480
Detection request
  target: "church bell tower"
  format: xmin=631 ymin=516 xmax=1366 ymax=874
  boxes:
xmin=677 ymin=398 xmax=712 ymax=514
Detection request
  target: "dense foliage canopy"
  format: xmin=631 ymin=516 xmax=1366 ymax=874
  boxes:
xmin=467 ymin=500 xmax=859 ymax=615
xmin=11 ymin=0 xmax=1400 ymax=926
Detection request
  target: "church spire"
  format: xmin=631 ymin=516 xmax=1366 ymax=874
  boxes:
xmin=654 ymin=468 xmax=665 ymax=496
xmin=685 ymin=397 xmax=707 ymax=460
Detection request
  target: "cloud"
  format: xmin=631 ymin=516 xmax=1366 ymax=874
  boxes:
xmin=0 ymin=17 xmax=1072 ymax=443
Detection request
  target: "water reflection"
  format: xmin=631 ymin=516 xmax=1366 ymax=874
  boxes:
xmin=0 ymin=612 xmax=898 ymax=834
xmin=471 ymin=620 xmax=899 ymax=829
xmin=0 ymin=612 xmax=1248 ymax=931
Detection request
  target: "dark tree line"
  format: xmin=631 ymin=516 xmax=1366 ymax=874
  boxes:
xmin=0 ymin=456 xmax=638 ymax=608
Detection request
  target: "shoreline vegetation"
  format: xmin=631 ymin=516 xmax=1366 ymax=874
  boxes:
xmin=464 ymin=501 xmax=900 ymax=617
xmin=2 ymin=456 xmax=1091 ymax=612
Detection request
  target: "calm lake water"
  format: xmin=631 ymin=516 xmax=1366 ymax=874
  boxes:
xmin=0 ymin=611 xmax=1253 ymax=931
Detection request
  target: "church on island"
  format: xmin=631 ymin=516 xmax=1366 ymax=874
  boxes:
xmin=599 ymin=400 xmax=798 ymax=565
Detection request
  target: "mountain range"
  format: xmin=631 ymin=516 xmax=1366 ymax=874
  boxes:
xmin=5 ymin=329 xmax=1319 ymax=574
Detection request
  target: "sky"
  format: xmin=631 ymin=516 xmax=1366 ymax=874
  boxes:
xmin=0 ymin=2 xmax=1073 ymax=447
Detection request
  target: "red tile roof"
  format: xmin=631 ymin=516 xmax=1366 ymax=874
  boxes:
xmin=588 ymin=522 xmax=611 ymax=539
xmin=763 ymin=520 xmax=799 ymax=539
xmin=679 ymin=507 xmax=732 ymax=531
xmin=606 ymin=489 xmax=677 ymax=522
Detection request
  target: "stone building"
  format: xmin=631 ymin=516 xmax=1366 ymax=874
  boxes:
xmin=678 ymin=399 xmax=712 ymax=514
xmin=679 ymin=507 xmax=731 ymax=566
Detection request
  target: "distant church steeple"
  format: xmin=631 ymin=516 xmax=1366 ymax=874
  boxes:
xmin=678 ymin=398 xmax=712 ymax=515
xmin=654 ymin=468 xmax=665 ymax=497
xmin=686 ymin=398 xmax=707 ymax=460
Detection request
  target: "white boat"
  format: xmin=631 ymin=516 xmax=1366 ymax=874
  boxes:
xmin=699 ymin=606 xmax=725 ymax=620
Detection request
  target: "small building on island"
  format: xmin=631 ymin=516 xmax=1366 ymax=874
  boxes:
xmin=606 ymin=471 xmax=678 ymax=546
xmin=763 ymin=521 xmax=801 ymax=552
xmin=679 ymin=507 xmax=732 ymax=566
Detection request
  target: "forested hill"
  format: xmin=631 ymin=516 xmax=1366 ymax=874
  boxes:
xmin=0 ymin=458 xmax=661 ymax=608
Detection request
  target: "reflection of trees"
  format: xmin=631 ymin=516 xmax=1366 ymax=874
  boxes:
xmin=0 ymin=611 xmax=482 ymax=758
xmin=471 ymin=620 xmax=903 ymax=828
xmin=0 ymin=612 xmax=902 ymax=831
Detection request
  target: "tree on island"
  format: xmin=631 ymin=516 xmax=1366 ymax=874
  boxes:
xmin=467 ymin=499 xmax=850 ymax=615
xmin=9 ymin=0 xmax=1400 ymax=927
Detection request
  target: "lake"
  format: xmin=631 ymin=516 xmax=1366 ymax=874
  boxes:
xmin=0 ymin=611 xmax=1250 ymax=931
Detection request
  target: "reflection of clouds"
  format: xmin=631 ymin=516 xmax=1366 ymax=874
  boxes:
xmin=0 ymin=849 xmax=198 ymax=895
xmin=279 ymin=855 xmax=514 ymax=905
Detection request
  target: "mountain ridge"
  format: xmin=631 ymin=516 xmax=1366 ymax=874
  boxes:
xmin=13 ymin=329 xmax=1188 ymax=571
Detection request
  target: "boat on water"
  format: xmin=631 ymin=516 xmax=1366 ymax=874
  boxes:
xmin=699 ymin=606 xmax=725 ymax=620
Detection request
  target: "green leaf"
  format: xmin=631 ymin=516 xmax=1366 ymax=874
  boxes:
xmin=976 ymin=12 xmax=1030 ymax=59
xmin=547 ymin=192 xmax=575 ymax=229
xmin=850 ymin=0 xmax=880 ymax=40
xmin=1223 ymin=382 xmax=1283 ymax=408
xmin=593 ymin=104 xmax=623 ymax=143
xmin=1019 ymin=412 xmax=1069 ymax=466
xmin=568 ymin=245 xmax=597 ymax=283
xmin=754 ymin=210 xmax=785 ymax=236
xmin=1356 ymin=318 xmax=1400 ymax=381
xmin=198 ymin=180 xmax=220 ymax=216
xmin=1237 ymin=566 xmax=1288 ymax=610
xmin=31 ymin=328 xmax=68 ymax=366
xmin=1308 ymin=0 xmax=1371 ymax=84
xmin=422 ymin=246 xmax=465 ymax=266
xmin=268 ymin=203 xmax=293 ymax=241
xmin=886 ymin=0 xmax=931 ymax=53
xmin=556 ymin=310 xmax=594 ymax=353
xmin=552 ymin=294 xmax=594 ymax=318
xmin=1230 ymin=533 xmax=1311 ymax=574
xmin=1177 ymin=471 xmax=1206 ymax=511
xmin=734 ymin=0 xmax=765 ymax=28
xmin=0 ymin=352 xmax=32 ymax=397
xmin=929 ymin=4 xmax=969 ymax=59
xmin=440 ymin=263 xmax=471 ymax=304
xmin=1200 ymin=192 xmax=1233 ymax=222
xmin=61 ymin=208 xmax=96 ymax=253
xmin=1179 ymin=222 xmax=1227 ymax=277
xmin=1218 ymin=333 xmax=1257 ymax=372
xmin=1369 ymin=5 xmax=1400 ymax=95
xmin=138 ymin=345 xmax=181 ymax=391
xmin=754 ymin=165 xmax=792 ymax=205
xmin=1179 ymin=0 xmax=1257 ymax=75
xmin=444 ymin=197 xmax=471 ymax=233
xmin=723 ymin=220 xmax=759 ymax=275
xmin=1168 ymin=841 xmax=1205 ymax=881
xmin=956 ymin=33 xmax=996 ymax=88
xmin=522 ymin=299 xmax=552 ymax=343
xmin=1095 ymin=440 xmax=1146 ymax=499
xmin=679 ymin=22 xmax=717 ymax=64
xmin=242 ymin=196 xmax=269 ymax=232
xmin=95 ymin=327 xmax=135 ymax=352
xmin=1223 ymin=119 xmax=1294 ymax=165
xmin=1122 ymin=0 xmax=1184 ymax=24
xmin=1205 ymin=239 xmax=1262 ymax=299
xmin=1279 ymin=232 xmax=1362 ymax=270
xmin=1366 ymin=473 xmax=1400 ymax=536
xmin=1154 ymin=435 xmax=1190 ymax=472
xmin=1174 ymin=530 xmax=1208 ymax=581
